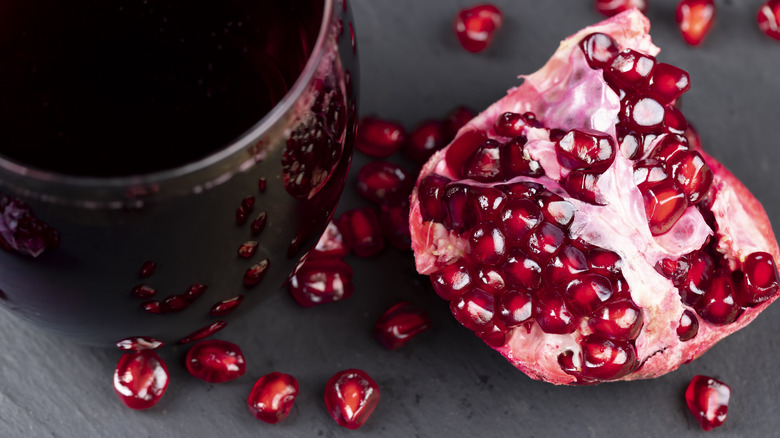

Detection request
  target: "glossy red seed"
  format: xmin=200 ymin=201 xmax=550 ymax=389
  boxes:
xmin=185 ymin=339 xmax=246 ymax=383
xmin=607 ymin=49 xmax=656 ymax=90
xmin=476 ymin=266 xmax=507 ymax=295
xmin=594 ymin=0 xmax=647 ymax=17
xmin=250 ymin=211 xmax=268 ymax=236
xmin=257 ymin=177 xmax=267 ymax=193
xmin=374 ymin=302 xmax=432 ymax=350
xmin=113 ymin=350 xmax=169 ymax=410
xmin=324 ymin=369 xmax=380 ymax=430
xmin=499 ymin=198 xmax=543 ymax=244
xmin=534 ymin=291 xmax=576 ymax=334
xmin=446 ymin=131 xmax=490 ymax=180
xmin=649 ymin=134 xmax=689 ymax=163
xmin=430 ymin=262 xmax=473 ymax=301
xmin=288 ymin=256 xmax=354 ymax=307
xmin=132 ymin=284 xmax=157 ymax=299
xmin=478 ymin=320 xmax=510 ymax=347
xmin=546 ymin=245 xmax=589 ymax=286
xmin=116 ymin=336 xmax=164 ymax=351
xmin=537 ymin=192 xmax=575 ymax=229
xmin=564 ymin=274 xmax=613 ymax=315
xmin=617 ymin=128 xmax=643 ymax=160
xmin=356 ymin=161 xmax=412 ymax=205
xmin=588 ymin=249 xmax=623 ymax=277
xmin=139 ymin=261 xmax=157 ymax=278
xmin=655 ymin=255 xmax=691 ymax=287
xmin=663 ymin=105 xmax=688 ymax=135
xmin=685 ymin=375 xmax=730 ymax=431
xmin=356 ymin=116 xmax=405 ymax=158
xmin=579 ymin=337 xmax=637 ymax=381
xmin=498 ymin=290 xmax=534 ymax=327
xmin=564 ymin=169 xmax=603 ymax=205
xmin=210 ymin=295 xmax=244 ymax=316
xmin=313 ymin=220 xmax=350 ymax=257
xmin=621 ymin=95 xmax=665 ymax=133
xmin=555 ymin=129 xmax=616 ymax=172
xmin=494 ymin=112 xmax=533 ymax=137
xmin=521 ymin=222 xmax=566 ymax=264
xmin=758 ymin=0 xmax=780 ymax=41
xmin=141 ymin=300 xmax=164 ymax=314
xmin=677 ymin=309 xmax=699 ymax=341
xmin=338 ymin=207 xmax=386 ymax=257
xmin=579 ymin=32 xmax=620 ymax=70
xmin=184 ymin=283 xmax=207 ymax=300
xmin=450 ymin=288 xmax=496 ymax=332
xmin=236 ymin=206 xmax=249 ymax=225
xmin=647 ymin=63 xmax=691 ymax=105
xmin=739 ymin=252 xmax=780 ymax=306
xmin=503 ymin=249 xmax=542 ymax=291
xmin=500 ymin=136 xmax=543 ymax=178
xmin=418 ymin=174 xmax=451 ymax=223
xmin=641 ymin=179 xmax=689 ymax=235
xmin=443 ymin=183 xmax=477 ymax=233
xmin=163 ymin=294 xmax=189 ymax=312
xmin=238 ymin=241 xmax=258 ymax=259
xmin=405 ymin=120 xmax=447 ymax=163
xmin=463 ymin=140 xmax=503 ymax=182
xmin=676 ymin=0 xmax=716 ymax=46
xmin=697 ymin=268 xmax=742 ymax=325
xmin=244 ymin=259 xmax=270 ymax=287
xmin=453 ymin=3 xmax=503 ymax=53
xmin=681 ymin=252 xmax=714 ymax=306
xmin=380 ymin=202 xmax=412 ymax=251
xmin=469 ymin=222 xmax=507 ymax=265
xmin=444 ymin=106 xmax=476 ymax=140
xmin=668 ymin=151 xmax=713 ymax=204
xmin=498 ymin=180 xmax=543 ymax=199
xmin=248 ymin=372 xmax=299 ymax=424
xmin=468 ymin=186 xmax=507 ymax=223
xmin=588 ymin=299 xmax=643 ymax=341
xmin=633 ymin=160 xmax=669 ymax=190
xmin=178 ymin=321 xmax=228 ymax=344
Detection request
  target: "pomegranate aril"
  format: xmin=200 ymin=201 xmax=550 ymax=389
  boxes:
xmin=141 ymin=300 xmax=164 ymax=314
xmin=564 ymin=170 xmax=603 ymax=205
xmin=116 ymin=336 xmax=164 ymax=352
xmin=545 ymin=245 xmax=588 ymax=286
xmin=210 ymin=295 xmax=244 ymax=316
xmin=564 ymin=274 xmax=613 ymax=315
xmin=179 ymin=321 xmax=227 ymax=344
xmin=498 ymin=290 xmax=534 ymax=327
xmin=521 ymin=221 xmax=566 ymax=264
xmin=620 ymin=95 xmax=665 ymax=133
xmin=250 ymin=211 xmax=268 ymax=236
xmin=380 ymin=202 xmax=412 ymax=251
xmin=668 ymin=151 xmax=713 ymax=204
xmin=534 ymin=291 xmax=576 ymax=334
xmin=500 ymin=136 xmax=543 ymax=178
xmin=185 ymin=339 xmax=246 ymax=383
xmin=588 ymin=298 xmax=643 ymax=341
xmin=139 ymin=261 xmax=157 ymax=278
xmin=495 ymin=112 xmax=539 ymax=137
xmin=641 ymin=179 xmax=689 ymax=235
xmin=339 ymin=207 xmax=385 ymax=257
xmin=248 ymin=372 xmax=299 ymax=424
xmin=453 ymin=3 xmax=503 ymax=53
xmin=113 ymin=350 xmax=169 ymax=410
xmin=289 ymin=256 xmax=354 ymax=307
xmin=468 ymin=186 xmax=507 ymax=223
xmin=655 ymin=255 xmax=690 ymax=287
xmin=663 ymin=105 xmax=688 ymax=135
xmin=463 ymin=140 xmax=503 ymax=182
xmin=244 ymin=259 xmax=270 ymax=287
xmin=499 ymin=198 xmax=543 ymax=243
xmin=579 ymin=32 xmax=620 ymax=70
xmin=676 ymin=0 xmax=716 ymax=47
xmin=503 ymin=249 xmax=542 ymax=291
xmin=450 ymin=288 xmax=496 ymax=332
xmin=579 ymin=336 xmax=637 ymax=381
xmin=617 ymin=128 xmax=643 ymax=160
xmin=476 ymin=266 xmax=507 ymax=295
xmin=595 ymin=0 xmax=647 ymax=17
xmin=646 ymin=63 xmax=690 ymax=105
xmin=681 ymin=251 xmax=714 ymax=306
xmin=634 ymin=159 xmax=668 ymax=190
xmin=537 ymin=192 xmax=575 ymax=229
xmin=238 ymin=240 xmax=258 ymax=259
xmin=758 ymin=0 xmax=780 ymax=41
xmin=469 ymin=222 xmax=507 ymax=265
xmin=418 ymin=174 xmax=451 ymax=223
xmin=443 ymin=183 xmax=477 ymax=233
xmin=555 ymin=129 xmax=616 ymax=172
xmin=163 ymin=294 xmax=189 ymax=312
xmin=431 ymin=262 xmax=474 ymax=301
xmin=405 ymin=120 xmax=447 ymax=163
xmin=478 ymin=320 xmax=510 ymax=347
xmin=606 ymin=49 xmax=656 ymax=90
xmin=184 ymin=283 xmax=207 ymax=301
xmin=648 ymin=134 xmax=689 ymax=163
xmin=444 ymin=106 xmax=476 ymax=140
xmin=356 ymin=116 xmax=405 ymax=158
xmin=677 ymin=309 xmax=699 ymax=341
xmin=588 ymin=249 xmax=622 ymax=277
xmin=697 ymin=268 xmax=743 ymax=325
xmin=739 ymin=252 xmax=780 ymax=306
xmin=356 ymin=161 xmax=412 ymax=205
xmin=685 ymin=375 xmax=730 ymax=431
xmin=374 ymin=302 xmax=432 ymax=350
xmin=445 ymin=130 xmax=488 ymax=177
xmin=324 ymin=369 xmax=380 ymax=430
xmin=498 ymin=181 xmax=542 ymax=199
xmin=132 ymin=284 xmax=157 ymax=299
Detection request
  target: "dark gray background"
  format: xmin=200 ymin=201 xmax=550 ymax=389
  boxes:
xmin=2 ymin=0 xmax=780 ymax=436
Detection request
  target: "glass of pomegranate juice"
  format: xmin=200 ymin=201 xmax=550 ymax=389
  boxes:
xmin=0 ymin=0 xmax=357 ymax=347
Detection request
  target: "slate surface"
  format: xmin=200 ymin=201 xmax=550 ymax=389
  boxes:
xmin=2 ymin=1 xmax=780 ymax=437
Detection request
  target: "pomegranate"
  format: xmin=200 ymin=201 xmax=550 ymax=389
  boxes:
xmin=409 ymin=10 xmax=780 ymax=384
xmin=685 ymin=375 xmax=730 ymax=431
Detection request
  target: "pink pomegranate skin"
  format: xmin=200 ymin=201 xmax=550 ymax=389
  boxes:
xmin=409 ymin=10 xmax=780 ymax=384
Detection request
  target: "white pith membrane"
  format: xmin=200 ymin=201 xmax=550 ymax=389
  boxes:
xmin=409 ymin=10 xmax=780 ymax=384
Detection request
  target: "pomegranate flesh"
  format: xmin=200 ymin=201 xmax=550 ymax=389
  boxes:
xmin=409 ymin=10 xmax=780 ymax=385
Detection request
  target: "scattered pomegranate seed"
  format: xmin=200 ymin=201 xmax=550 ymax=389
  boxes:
xmin=453 ymin=3 xmax=503 ymax=53
xmin=374 ymin=302 xmax=432 ymax=350
xmin=237 ymin=240 xmax=259 ymax=259
xmin=685 ymin=375 xmax=730 ymax=431
xmin=250 ymin=211 xmax=268 ymax=236
xmin=594 ymin=0 xmax=647 ymax=17
xmin=355 ymin=161 xmax=412 ymax=205
xmin=324 ymin=369 xmax=380 ymax=430
xmin=758 ymin=0 xmax=780 ymax=41
xmin=247 ymin=372 xmax=299 ymax=424
xmin=675 ymin=0 xmax=716 ymax=46
xmin=244 ymin=259 xmax=270 ymax=287
xmin=184 ymin=283 xmax=207 ymax=300
xmin=132 ymin=284 xmax=157 ymax=299
xmin=139 ymin=261 xmax=157 ymax=278
xmin=288 ymin=256 xmax=354 ymax=307
xmin=162 ymin=294 xmax=189 ymax=312
xmin=257 ymin=177 xmax=267 ymax=193
xmin=356 ymin=116 xmax=405 ymax=158
xmin=115 ymin=336 xmax=164 ymax=351
xmin=141 ymin=300 xmax=164 ymax=314
xmin=338 ymin=207 xmax=385 ymax=257
xmin=739 ymin=252 xmax=780 ymax=306
xmin=405 ymin=120 xmax=447 ymax=163
xmin=178 ymin=321 xmax=228 ymax=344
xmin=210 ymin=295 xmax=244 ymax=316
xmin=113 ymin=350 xmax=169 ymax=410
xmin=185 ymin=339 xmax=246 ymax=383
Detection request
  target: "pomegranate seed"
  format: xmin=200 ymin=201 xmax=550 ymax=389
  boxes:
xmin=534 ymin=291 xmax=576 ymax=334
xmin=617 ymin=128 xmax=643 ymax=159
xmin=132 ymin=284 xmax=157 ymax=299
xmin=498 ymin=180 xmax=543 ymax=199
xmin=537 ymin=192 xmax=575 ymax=229
xmin=649 ymin=134 xmax=689 ymax=163
xmin=418 ymin=174 xmax=451 ymax=223
xmin=675 ymin=0 xmax=716 ymax=46
xmin=476 ymin=266 xmax=507 ymax=294
xmin=739 ymin=252 xmax=780 ymax=306
xmin=446 ymin=131 xmax=490 ymax=180
xmin=453 ymin=3 xmax=503 ymax=53
xmin=478 ymin=320 xmax=510 ymax=347
xmin=243 ymin=259 xmax=270 ymax=287
xmin=594 ymin=0 xmax=647 ymax=16
xmin=139 ymin=261 xmax=157 ymax=278
xmin=681 ymin=252 xmax=715 ymax=306
xmin=588 ymin=249 xmax=623 ymax=277
xmin=579 ymin=32 xmax=620 ymax=70
xmin=374 ymin=302 xmax=432 ymax=350
xmin=324 ymin=369 xmax=380 ymax=430
xmin=655 ymin=255 xmax=691 ymax=287
xmin=238 ymin=240 xmax=258 ymax=259
xmin=236 ymin=206 xmax=249 ymax=225
xmin=633 ymin=160 xmax=668 ymax=190
xmin=494 ymin=112 xmax=532 ymax=137
xmin=503 ymin=249 xmax=542 ymax=291
xmin=379 ymin=202 xmax=412 ymax=251
xmin=697 ymin=268 xmax=743 ymax=325
xmin=356 ymin=161 xmax=412 ymax=205
xmin=356 ymin=116 xmax=405 ymax=158
xmin=450 ymin=288 xmax=496 ymax=331
xmin=620 ymin=95 xmax=665 ymax=133
xmin=469 ymin=222 xmax=507 ymax=265
xmin=564 ymin=169 xmax=603 ymax=205
xmin=677 ymin=309 xmax=699 ymax=341
xmin=241 ymin=195 xmax=255 ymax=211
xmin=116 ymin=336 xmax=164 ymax=351
xmin=646 ymin=63 xmax=690 ymax=105
xmin=521 ymin=222 xmax=566 ymax=264
xmin=141 ymin=300 xmax=164 ymax=314
xmin=443 ymin=183 xmax=477 ymax=233
xmin=184 ymin=283 xmax=207 ymax=300
xmin=545 ymin=245 xmax=589 ymax=286
xmin=338 ymin=207 xmax=385 ymax=257
xmin=463 ymin=140 xmax=503 ymax=182
xmin=163 ymin=294 xmax=189 ymax=312
xmin=444 ymin=106 xmax=476 ymax=140
xmin=641 ymin=179 xmax=689 ymax=235
xmin=668 ymin=151 xmax=713 ymax=204
xmin=663 ymin=105 xmax=688 ymax=135
xmin=500 ymin=136 xmax=543 ymax=178
xmin=498 ymin=290 xmax=534 ymax=327
xmin=555 ymin=129 xmax=616 ymax=172
xmin=499 ymin=198 xmax=543 ymax=243
xmin=579 ymin=337 xmax=637 ymax=381
xmin=430 ymin=261 xmax=474 ymax=301
xmin=685 ymin=375 xmax=730 ymax=431
xmin=564 ymin=274 xmax=613 ymax=315
xmin=607 ymin=49 xmax=656 ymax=91
xmin=178 ymin=321 xmax=228 ymax=344
xmin=185 ymin=339 xmax=246 ymax=383
xmin=588 ymin=298 xmax=643 ymax=341
xmin=250 ymin=211 xmax=268 ymax=236
xmin=468 ymin=186 xmax=507 ymax=223
xmin=405 ymin=120 xmax=447 ymax=163
xmin=758 ymin=0 xmax=780 ymax=41
xmin=247 ymin=372 xmax=299 ymax=424
xmin=113 ymin=350 xmax=169 ymax=410
xmin=313 ymin=220 xmax=350 ymax=257
xmin=289 ymin=256 xmax=354 ymax=307
xmin=257 ymin=177 xmax=267 ymax=193
xmin=210 ymin=295 xmax=244 ymax=316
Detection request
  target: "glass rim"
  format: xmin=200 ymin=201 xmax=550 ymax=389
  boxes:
xmin=0 ymin=0 xmax=336 ymax=190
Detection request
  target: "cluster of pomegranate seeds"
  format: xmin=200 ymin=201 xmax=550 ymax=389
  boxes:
xmin=758 ymin=0 xmax=780 ymax=40
xmin=247 ymin=372 xmax=299 ymax=424
xmin=113 ymin=350 xmax=169 ymax=410
xmin=136 ymin=280 xmax=211 ymax=314
xmin=685 ymin=375 xmax=731 ymax=431
xmin=453 ymin=4 xmax=503 ymax=53
xmin=594 ymin=0 xmax=647 ymax=17
xmin=675 ymin=0 xmax=716 ymax=46
xmin=355 ymin=116 xmax=406 ymax=158
xmin=185 ymin=339 xmax=247 ymax=383
xmin=374 ymin=302 xmax=432 ymax=350
xmin=324 ymin=369 xmax=380 ymax=430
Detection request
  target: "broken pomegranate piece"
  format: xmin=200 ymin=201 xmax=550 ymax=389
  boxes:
xmin=409 ymin=10 xmax=780 ymax=385
xmin=685 ymin=375 xmax=730 ymax=431
xmin=324 ymin=369 xmax=380 ymax=430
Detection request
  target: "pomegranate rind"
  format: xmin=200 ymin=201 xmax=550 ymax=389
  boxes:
xmin=409 ymin=9 xmax=780 ymax=384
